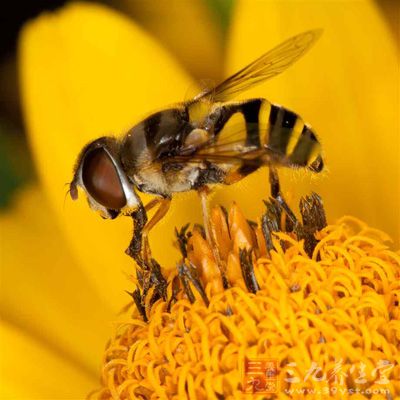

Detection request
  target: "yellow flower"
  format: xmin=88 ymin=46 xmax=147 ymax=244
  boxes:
xmin=1 ymin=0 xmax=397 ymax=397
xmin=92 ymin=203 xmax=400 ymax=398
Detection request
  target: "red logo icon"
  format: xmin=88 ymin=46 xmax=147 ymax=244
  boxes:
xmin=243 ymin=358 xmax=279 ymax=394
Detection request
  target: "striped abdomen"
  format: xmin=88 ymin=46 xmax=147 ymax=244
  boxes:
xmin=210 ymin=98 xmax=323 ymax=174
xmin=260 ymin=100 xmax=323 ymax=172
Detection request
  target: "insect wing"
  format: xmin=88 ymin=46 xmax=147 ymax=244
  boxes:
xmin=170 ymin=123 xmax=265 ymax=166
xmin=195 ymin=29 xmax=322 ymax=102
xmin=167 ymin=109 xmax=322 ymax=171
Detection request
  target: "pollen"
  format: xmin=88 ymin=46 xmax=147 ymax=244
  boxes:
xmin=89 ymin=196 xmax=400 ymax=399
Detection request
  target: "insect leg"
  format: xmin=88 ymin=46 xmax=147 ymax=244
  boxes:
xmin=268 ymin=166 xmax=298 ymax=226
xmin=144 ymin=198 xmax=159 ymax=212
xmin=126 ymin=199 xmax=170 ymax=320
xmin=125 ymin=198 xmax=160 ymax=268
xmin=126 ymin=201 xmax=148 ymax=267
xmin=141 ymin=198 xmax=171 ymax=264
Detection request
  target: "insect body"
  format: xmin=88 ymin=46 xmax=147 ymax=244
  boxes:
xmin=121 ymin=97 xmax=322 ymax=195
xmin=70 ymin=30 xmax=323 ymax=265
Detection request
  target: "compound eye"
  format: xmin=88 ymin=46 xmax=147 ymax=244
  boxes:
xmin=82 ymin=148 xmax=126 ymax=209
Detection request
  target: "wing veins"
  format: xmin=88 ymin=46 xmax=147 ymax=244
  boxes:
xmin=195 ymin=29 xmax=322 ymax=102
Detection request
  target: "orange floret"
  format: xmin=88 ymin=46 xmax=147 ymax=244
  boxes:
xmin=90 ymin=204 xmax=400 ymax=399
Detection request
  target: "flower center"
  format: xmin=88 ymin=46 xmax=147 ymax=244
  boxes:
xmin=89 ymin=196 xmax=400 ymax=399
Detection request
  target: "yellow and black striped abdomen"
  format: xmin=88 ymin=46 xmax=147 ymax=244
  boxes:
xmin=259 ymin=100 xmax=323 ymax=172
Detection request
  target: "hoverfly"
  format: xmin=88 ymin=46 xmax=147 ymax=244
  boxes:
xmin=70 ymin=30 xmax=323 ymax=268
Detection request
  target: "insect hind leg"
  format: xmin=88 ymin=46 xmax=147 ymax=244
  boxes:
xmin=268 ymin=167 xmax=298 ymax=227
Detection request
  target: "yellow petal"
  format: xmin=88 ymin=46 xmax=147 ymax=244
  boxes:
xmin=217 ymin=0 xmax=399 ymax=243
xmin=0 ymin=185 xmax=114 ymax=376
xmin=119 ymin=0 xmax=224 ymax=81
xmin=0 ymin=320 xmax=96 ymax=398
xmin=19 ymin=3 xmax=203 ymax=311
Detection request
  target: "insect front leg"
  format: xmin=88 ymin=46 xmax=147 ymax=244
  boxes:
xmin=126 ymin=202 xmax=148 ymax=268
xmin=125 ymin=198 xmax=171 ymax=321
xmin=126 ymin=197 xmax=171 ymax=268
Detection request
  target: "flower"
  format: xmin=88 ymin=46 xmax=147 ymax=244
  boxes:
xmin=91 ymin=201 xmax=400 ymax=398
xmin=1 ymin=0 xmax=397 ymax=397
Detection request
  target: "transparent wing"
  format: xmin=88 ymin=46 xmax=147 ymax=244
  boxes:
xmin=195 ymin=29 xmax=322 ymax=102
xmin=164 ymin=119 xmax=321 ymax=170
xmin=166 ymin=124 xmax=267 ymax=166
xmin=171 ymin=148 xmax=265 ymax=166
